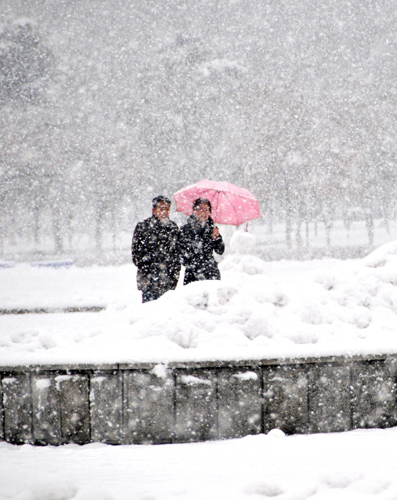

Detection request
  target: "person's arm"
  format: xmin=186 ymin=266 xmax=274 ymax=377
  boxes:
xmin=179 ymin=226 xmax=195 ymax=266
xmin=132 ymin=222 xmax=151 ymax=268
xmin=167 ymin=225 xmax=182 ymax=278
xmin=207 ymin=219 xmax=225 ymax=256
xmin=213 ymin=232 xmax=225 ymax=255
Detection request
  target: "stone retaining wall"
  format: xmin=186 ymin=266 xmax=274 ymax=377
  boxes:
xmin=1 ymin=354 xmax=397 ymax=445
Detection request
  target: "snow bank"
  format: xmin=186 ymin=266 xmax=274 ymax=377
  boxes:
xmin=1 ymin=242 xmax=397 ymax=366
xmin=1 ymin=428 xmax=397 ymax=500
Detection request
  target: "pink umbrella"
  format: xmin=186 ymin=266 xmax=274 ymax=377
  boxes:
xmin=173 ymin=179 xmax=261 ymax=226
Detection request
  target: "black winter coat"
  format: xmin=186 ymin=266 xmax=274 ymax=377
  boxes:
xmin=132 ymin=216 xmax=181 ymax=296
xmin=180 ymin=215 xmax=225 ymax=285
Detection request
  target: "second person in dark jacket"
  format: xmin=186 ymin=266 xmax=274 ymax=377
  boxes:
xmin=180 ymin=197 xmax=225 ymax=285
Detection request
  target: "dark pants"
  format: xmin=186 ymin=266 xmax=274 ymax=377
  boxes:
xmin=183 ymin=264 xmax=221 ymax=285
xmin=138 ymin=267 xmax=179 ymax=303
xmin=142 ymin=288 xmax=164 ymax=303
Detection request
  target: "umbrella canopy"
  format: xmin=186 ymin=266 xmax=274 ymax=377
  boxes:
xmin=173 ymin=179 xmax=261 ymax=226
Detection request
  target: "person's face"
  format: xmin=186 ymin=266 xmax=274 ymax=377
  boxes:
xmin=153 ymin=201 xmax=171 ymax=220
xmin=194 ymin=203 xmax=211 ymax=223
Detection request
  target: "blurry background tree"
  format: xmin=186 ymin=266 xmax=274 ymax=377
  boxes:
xmin=0 ymin=19 xmax=53 ymax=107
xmin=0 ymin=0 xmax=396 ymax=260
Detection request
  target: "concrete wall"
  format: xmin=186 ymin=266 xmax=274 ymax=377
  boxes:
xmin=1 ymin=354 xmax=397 ymax=445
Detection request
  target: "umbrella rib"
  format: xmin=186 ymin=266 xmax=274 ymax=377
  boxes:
xmin=223 ymin=191 xmax=240 ymax=225
xmin=212 ymin=190 xmax=220 ymax=221
xmin=198 ymin=188 xmax=217 ymax=203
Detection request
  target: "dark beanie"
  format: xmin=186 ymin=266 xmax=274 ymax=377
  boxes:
xmin=152 ymin=195 xmax=171 ymax=208
xmin=193 ymin=197 xmax=212 ymax=213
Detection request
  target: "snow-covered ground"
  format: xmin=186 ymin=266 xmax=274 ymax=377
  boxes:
xmin=2 ymin=235 xmax=397 ymax=499
xmin=1 ymin=427 xmax=397 ymax=500
xmin=1 ymin=236 xmax=397 ymax=367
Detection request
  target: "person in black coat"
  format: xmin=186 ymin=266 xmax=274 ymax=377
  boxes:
xmin=132 ymin=196 xmax=181 ymax=303
xmin=180 ymin=197 xmax=225 ymax=285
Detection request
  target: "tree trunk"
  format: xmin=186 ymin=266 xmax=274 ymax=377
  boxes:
xmin=366 ymin=214 xmax=374 ymax=246
xmin=53 ymin=206 xmax=64 ymax=254
xmin=95 ymin=207 xmax=104 ymax=256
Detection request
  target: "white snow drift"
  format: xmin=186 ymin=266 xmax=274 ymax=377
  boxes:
xmin=1 ymin=240 xmax=397 ymax=367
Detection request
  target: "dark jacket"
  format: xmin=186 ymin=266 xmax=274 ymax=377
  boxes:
xmin=180 ymin=215 xmax=225 ymax=285
xmin=132 ymin=215 xmax=181 ymax=297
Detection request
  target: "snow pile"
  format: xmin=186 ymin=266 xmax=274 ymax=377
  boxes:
xmin=229 ymin=229 xmax=256 ymax=254
xmin=1 ymin=428 xmax=397 ymax=500
xmin=129 ymin=241 xmax=397 ymax=360
xmin=1 ymin=242 xmax=397 ymax=366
